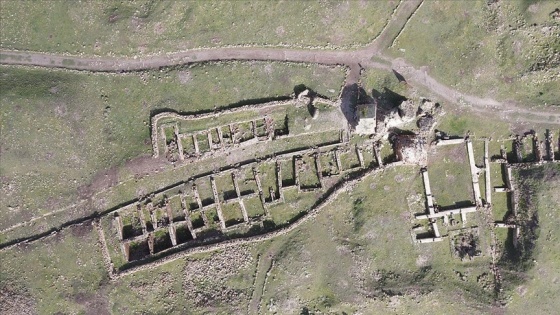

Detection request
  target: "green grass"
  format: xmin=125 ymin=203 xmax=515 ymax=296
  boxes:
xmin=258 ymin=162 xmax=278 ymax=201
xmin=268 ymin=188 xmax=316 ymax=226
xmin=214 ymin=173 xmax=236 ymax=202
xmin=244 ymin=196 xmax=266 ymax=220
xmin=427 ymin=144 xmax=474 ymax=208
xmin=361 ymin=67 xmax=410 ymax=98
xmin=172 ymin=103 xmax=289 ymax=137
xmin=436 ymin=111 xmax=511 ymax=141
xmin=0 ymin=61 xmax=345 ymax=232
xmin=298 ymin=154 xmax=321 ymax=189
xmin=319 ymin=151 xmax=339 ymax=176
xmin=390 ymin=0 xmax=560 ymax=106
xmin=340 ymin=148 xmax=361 ymax=171
xmin=260 ymin=165 xmax=498 ymax=313
xmin=0 ymin=223 xmax=109 ymax=314
xmin=3 ymin=158 xmax=554 ymax=314
xmin=221 ymin=202 xmax=245 ymax=227
xmin=0 ymin=1 xmax=399 ymax=56
xmin=500 ymin=164 xmax=560 ymax=310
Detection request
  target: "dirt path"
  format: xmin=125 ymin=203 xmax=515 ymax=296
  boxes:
xmin=1 ymin=1 xmax=556 ymax=125
xmin=387 ymin=58 xmax=560 ymax=124
xmin=0 ymin=0 xmax=423 ymax=72
xmin=0 ymin=48 xmax=366 ymax=71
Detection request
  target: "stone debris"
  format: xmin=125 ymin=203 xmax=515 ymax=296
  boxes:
xmin=417 ymin=114 xmax=435 ymax=133
xmin=391 ymin=133 xmax=427 ymax=166
xmin=397 ymin=99 xmax=416 ymax=122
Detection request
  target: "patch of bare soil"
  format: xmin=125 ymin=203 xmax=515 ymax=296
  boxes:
xmin=0 ymin=280 xmax=37 ymax=315
xmin=77 ymin=166 xmax=119 ymax=200
xmin=73 ymin=291 xmax=110 ymax=315
xmin=69 ymin=221 xmax=94 ymax=238
xmin=183 ymin=245 xmax=254 ymax=308
xmin=124 ymin=155 xmax=168 ymax=178
xmin=177 ymin=70 xmax=191 ymax=84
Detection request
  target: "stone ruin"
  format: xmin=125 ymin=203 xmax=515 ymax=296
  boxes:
xmin=375 ymin=97 xmax=441 ymax=138
xmin=397 ymin=99 xmax=416 ymax=122
xmin=390 ymin=133 xmax=427 ymax=165
xmin=494 ymin=129 xmax=559 ymax=165
xmin=98 ymin=132 xmax=383 ymax=275
xmin=451 ymin=229 xmax=482 ymax=260
xmin=297 ymin=89 xmax=320 ymax=120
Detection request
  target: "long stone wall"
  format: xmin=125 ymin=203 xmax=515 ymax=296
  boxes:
xmin=151 ymin=97 xmax=339 ymax=158
xmin=111 ymin=162 xmax=405 ymax=279
xmin=99 ymin=136 xmax=383 ymax=275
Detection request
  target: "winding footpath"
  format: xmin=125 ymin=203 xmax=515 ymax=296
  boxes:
xmin=1 ymin=0 xmax=558 ymax=125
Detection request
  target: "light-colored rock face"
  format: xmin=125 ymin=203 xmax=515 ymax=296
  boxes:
xmin=355 ymin=117 xmax=377 ymax=134
xmin=355 ymin=103 xmax=377 ymax=135
xmin=393 ymin=134 xmax=427 ymax=165
xmin=418 ymin=98 xmax=437 ymax=116
xmin=399 ymin=142 xmax=427 ymax=165
xmin=398 ymin=99 xmax=416 ymax=122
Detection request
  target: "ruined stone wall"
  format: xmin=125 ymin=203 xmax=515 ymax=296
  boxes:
xmin=151 ymin=97 xmax=340 ymax=158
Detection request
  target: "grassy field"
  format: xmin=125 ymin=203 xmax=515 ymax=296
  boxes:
xmin=257 ymin=166 xmax=497 ymax=313
xmin=390 ymin=0 xmax=560 ymax=106
xmin=0 ymin=222 xmax=108 ymax=314
xmin=0 ymin=62 xmax=345 ymax=231
xmin=2 ymin=160 xmax=557 ymax=314
xmin=0 ymin=0 xmax=400 ymax=56
xmin=500 ymin=163 xmax=560 ymax=312
xmin=0 ymin=165 xmax=476 ymax=314
xmin=427 ymin=144 xmax=474 ymax=208
xmin=361 ymin=67 xmax=410 ymax=100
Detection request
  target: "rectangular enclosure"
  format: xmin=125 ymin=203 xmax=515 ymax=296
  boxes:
xmin=254 ymin=118 xmax=269 ymax=138
xmin=205 ymin=207 xmax=221 ymax=229
xmin=162 ymin=125 xmax=176 ymax=145
xmin=189 ymin=211 xmax=206 ymax=230
xmin=237 ymin=167 xmax=258 ymax=196
xmin=272 ymin=113 xmax=289 ymax=137
xmin=120 ymin=208 xmax=143 ymax=240
xmin=427 ymin=144 xmax=475 ymax=208
xmin=298 ymin=154 xmax=321 ymax=189
xmin=152 ymin=229 xmax=173 ymax=253
xmin=195 ymin=178 xmax=215 ymax=207
xmin=215 ymin=173 xmax=238 ymax=202
xmin=126 ymin=239 xmax=150 ymax=262
xmin=279 ymin=158 xmax=296 ymax=187
xmin=319 ymin=150 xmax=339 ymax=177
xmin=233 ymin=121 xmax=255 ymax=143
xmin=244 ymin=197 xmax=266 ymax=220
xmin=210 ymin=128 xmax=221 ymax=149
xmin=258 ymin=162 xmax=279 ymax=202
xmin=221 ymin=202 xmax=245 ymax=227
xmin=174 ymin=222 xmax=193 ymax=245
xmin=221 ymin=125 xmax=233 ymax=146
xmin=168 ymin=195 xmax=185 ymax=223
xmin=139 ymin=203 xmax=154 ymax=232
xmin=196 ymin=132 xmax=211 ymax=154
xmin=180 ymin=135 xmax=197 ymax=157
xmin=340 ymin=149 xmax=361 ymax=171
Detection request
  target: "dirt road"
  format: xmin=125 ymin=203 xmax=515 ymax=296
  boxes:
xmin=1 ymin=0 xmax=557 ymax=124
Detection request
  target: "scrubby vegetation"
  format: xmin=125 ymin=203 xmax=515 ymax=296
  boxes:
xmin=391 ymin=0 xmax=560 ymax=106
xmin=0 ymin=0 xmax=399 ymax=55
